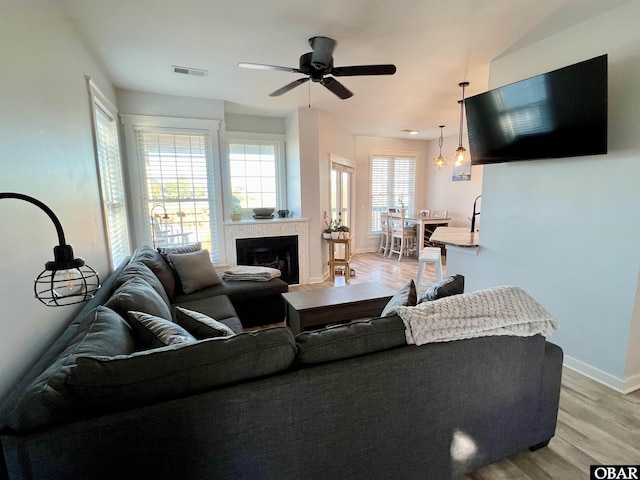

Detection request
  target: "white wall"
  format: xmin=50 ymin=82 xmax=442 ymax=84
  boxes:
xmin=225 ymin=113 xmax=285 ymax=135
xmin=0 ymin=0 xmax=114 ymax=401
xmin=425 ymin=133 xmax=483 ymax=229
xmin=117 ymin=90 xmax=225 ymax=119
xmin=450 ymin=2 xmax=640 ymax=392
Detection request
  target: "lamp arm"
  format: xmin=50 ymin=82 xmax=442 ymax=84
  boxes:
xmin=0 ymin=192 xmax=67 ymax=246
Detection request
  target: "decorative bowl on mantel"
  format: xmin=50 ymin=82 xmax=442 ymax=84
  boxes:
xmin=252 ymin=207 xmax=275 ymax=219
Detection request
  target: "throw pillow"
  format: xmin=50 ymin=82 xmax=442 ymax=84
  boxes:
xmin=380 ymin=279 xmax=417 ymax=317
xmin=67 ymin=327 xmax=297 ymax=409
xmin=128 ymin=311 xmax=196 ymax=348
xmin=168 ymin=249 xmax=222 ymax=294
xmin=418 ymin=274 xmax=465 ymax=303
xmin=175 ymin=306 xmax=236 ymax=339
xmin=157 ymin=242 xmax=202 ymax=295
xmin=158 ymin=242 xmax=202 ymax=256
xmin=4 ymin=306 xmax=135 ymax=431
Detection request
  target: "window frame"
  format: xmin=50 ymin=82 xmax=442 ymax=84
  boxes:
xmin=224 ymin=132 xmax=286 ymax=219
xmin=369 ymin=150 xmax=419 ymax=234
xmin=120 ymin=114 xmax=223 ymax=263
xmin=86 ymin=77 xmax=131 ymax=270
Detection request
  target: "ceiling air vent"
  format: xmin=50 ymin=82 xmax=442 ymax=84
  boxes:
xmin=172 ymin=65 xmax=208 ymax=77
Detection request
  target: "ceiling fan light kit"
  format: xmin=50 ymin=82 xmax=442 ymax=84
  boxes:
xmin=238 ymin=36 xmax=396 ymax=100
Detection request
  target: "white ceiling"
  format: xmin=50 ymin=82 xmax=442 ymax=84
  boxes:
xmin=60 ymin=0 xmax=627 ymax=140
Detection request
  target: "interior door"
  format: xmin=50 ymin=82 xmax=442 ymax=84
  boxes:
xmin=330 ymin=162 xmax=354 ymax=230
xmin=330 ymin=156 xmax=354 ymax=264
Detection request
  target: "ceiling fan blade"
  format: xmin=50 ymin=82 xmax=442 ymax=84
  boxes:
xmin=331 ymin=64 xmax=397 ymax=76
xmin=238 ymin=62 xmax=301 ymax=74
xmin=321 ymin=77 xmax=353 ymax=99
xmin=309 ymin=36 xmax=336 ymax=68
xmin=269 ymin=77 xmax=310 ymax=97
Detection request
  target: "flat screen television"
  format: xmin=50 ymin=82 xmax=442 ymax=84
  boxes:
xmin=465 ymin=54 xmax=607 ymax=165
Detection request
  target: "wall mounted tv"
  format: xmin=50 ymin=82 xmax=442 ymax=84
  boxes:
xmin=465 ymin=54 xmax=607 ymax=165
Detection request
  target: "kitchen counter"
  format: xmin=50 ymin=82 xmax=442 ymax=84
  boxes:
xmin=430 ymin=227 xmax=479 ymax=247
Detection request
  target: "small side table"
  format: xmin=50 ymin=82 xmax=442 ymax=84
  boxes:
xmin=326 ymin=236 xmax=352 ymax=283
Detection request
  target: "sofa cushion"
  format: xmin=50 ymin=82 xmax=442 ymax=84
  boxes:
xmin=173 ymin=295 xmax=243 ymax=334
xmin=295 ymin=316 xmax=407 ymax=365
xmin=418 ymin=274 xmax=465 ymax=303
xmin=67 ymin=327 xmax=296 ymax=409
xmin=381 ymin=279 xmax=417 ymax=317
xmin=128 ymin=245 xmax=176 ymax=300
xmin=3 ymin=306 xmax=135 ymax=431
xmin=128 ymin=311 xmax=197 ymax=348
xmin=168 ymin=249 xmax=222 ymax=294
xmin=114 ymin=261 xmax=171 ymax=308
xmin=105 ymin=277 xmax=173 ymax=326
xmin=175 ymin=306 xmax=235 ymax=339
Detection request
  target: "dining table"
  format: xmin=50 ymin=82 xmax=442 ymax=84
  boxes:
xmin=404 ymin=214 xmax=451 ymax=256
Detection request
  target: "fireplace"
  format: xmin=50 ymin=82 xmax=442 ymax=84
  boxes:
xmin=236 ymin=235 xmax=299 ymax=284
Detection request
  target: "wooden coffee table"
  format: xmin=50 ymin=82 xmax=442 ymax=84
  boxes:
xmin=282 ymin=282 xmax=397 ymax=335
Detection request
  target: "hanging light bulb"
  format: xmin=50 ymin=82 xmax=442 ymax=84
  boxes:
xmin=455 ymin=82 xmax=470 ymax=166
xmin=433 ymin=125 xmax=447 ymax=169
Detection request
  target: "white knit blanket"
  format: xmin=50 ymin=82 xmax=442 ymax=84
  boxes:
xmin=391 ymin=285 xmax=558 ymax=346
xmin=221 ymin=265 xmax=281 ymax=281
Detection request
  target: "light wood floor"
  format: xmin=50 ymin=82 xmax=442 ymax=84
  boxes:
xmin=288 ymin=252 xmax=640 ymax=478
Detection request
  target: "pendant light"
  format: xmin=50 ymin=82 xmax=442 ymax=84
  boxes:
xmin=455 ymin=81 xmax=470 ymax=166
xmin=433 ymin=125 xmax=447 ymax=169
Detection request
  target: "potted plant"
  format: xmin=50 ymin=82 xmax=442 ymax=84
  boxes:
xmin=330 ymin=218 xmax=342 ymax=239
xmin=230 ymin=204 xmax=242 ymax=221
xmin=322 ymin=211 xmax=333 ymax=239
xmin=339 ymin=225 xmax=350 ymax=239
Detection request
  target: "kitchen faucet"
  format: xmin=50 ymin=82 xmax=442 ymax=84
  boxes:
xmin=470 ymin=195 xmax=481 ymax=233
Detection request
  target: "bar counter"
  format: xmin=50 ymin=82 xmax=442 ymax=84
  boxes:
xmin=430 ymin=226 xmax=479 ymax=247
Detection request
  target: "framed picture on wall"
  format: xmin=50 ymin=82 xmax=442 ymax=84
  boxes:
xmin=452 ymin=162 xmax=471 ymax=182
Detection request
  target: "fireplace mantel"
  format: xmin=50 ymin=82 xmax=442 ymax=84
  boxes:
xmin=223 ymin=218 xmax=309 ymax=285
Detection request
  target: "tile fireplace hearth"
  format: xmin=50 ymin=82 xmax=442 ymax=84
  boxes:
xmin=223 ymin=218 xmax=309 ymax=285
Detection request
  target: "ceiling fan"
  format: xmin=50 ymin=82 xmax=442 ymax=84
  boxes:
xmin=238 ymin=36 xmax=396 ymax=100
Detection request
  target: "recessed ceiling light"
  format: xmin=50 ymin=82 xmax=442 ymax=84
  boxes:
xmin=403 ymin=129 xmax=419 ymax=135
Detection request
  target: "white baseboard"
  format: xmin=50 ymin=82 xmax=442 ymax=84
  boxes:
xmin=563 ymin=355 xmax=640 ymax=394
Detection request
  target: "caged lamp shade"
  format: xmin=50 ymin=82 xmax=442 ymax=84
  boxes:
xmin=1 ymin=192 xmax=100 ymax=306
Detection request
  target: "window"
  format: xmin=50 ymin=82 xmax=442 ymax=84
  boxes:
xmin=370 ymin=154 xmax=417 ymax=232
xmin=227 ymin=134 xmax=285 ymax=212
xmin=121 ymin=115 xmax=223 ymax=263
xmin=136 ymin=129 xmax=219 ymax=262
xmin=87 ymin=78 xmax=130 ymax=269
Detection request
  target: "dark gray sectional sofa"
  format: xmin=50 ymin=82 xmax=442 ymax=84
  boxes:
xmin=0 ymin=245 xmax=563 ymax=480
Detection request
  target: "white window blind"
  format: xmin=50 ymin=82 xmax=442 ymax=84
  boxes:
xmin=89 ymin=80 xmax=131 ymax=269
xmin=370 ymin=155 xmax=417 ymax=232
xmin=136 ymin=129 xmax=219 ymax=262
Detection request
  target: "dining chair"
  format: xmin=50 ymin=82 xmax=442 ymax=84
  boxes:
xmin=388 ymin=210 xmax=417 ymax=261
xmin=378 ymin=211 xmax=391 ymax=256
xmin=424 ymin=210 xmax=448 ymax=247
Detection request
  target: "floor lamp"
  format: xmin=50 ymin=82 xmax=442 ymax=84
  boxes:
xmin=0 ymin=192 xmax=100 ymax=306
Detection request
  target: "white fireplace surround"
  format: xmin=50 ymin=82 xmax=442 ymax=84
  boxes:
xmin=223 ymin=218 xmax=310 ymax=285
